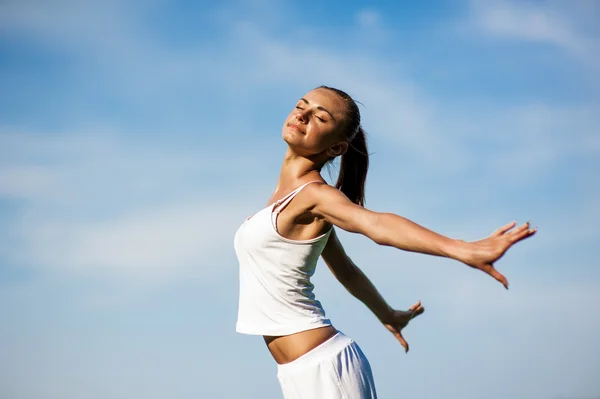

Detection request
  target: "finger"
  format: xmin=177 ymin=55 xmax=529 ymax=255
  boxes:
xmin=482 ymin=264 xmax=509 ymax=289
xmin=410 ymin=303 xmax=425 ymax=319
xmin=509 ymin=224 xmax=537 ymax=243
xmin=396 ymin=331 xmax=409 ymax=353
xmin=507 ymin=221 xmax=530 ymax=238
xmin=492 ymin=220 xmax=517 ymax=237
xmin=412 ymin=305 xmax=425 ymax=318
xmin=409 ymin=300 xmax=421 ymax=312
xmin=408 ymin=301 xmax=425 ymax=320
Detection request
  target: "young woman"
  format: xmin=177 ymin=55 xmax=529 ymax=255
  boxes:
xmin=234 ymin=86 xmax=536 ymax=398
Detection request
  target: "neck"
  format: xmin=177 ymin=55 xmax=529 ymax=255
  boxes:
xmin=276 ymin=147 xmax=326 ymax=190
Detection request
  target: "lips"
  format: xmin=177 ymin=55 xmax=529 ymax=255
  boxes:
xmin=287 ymin=123 xmax=304 ymax=133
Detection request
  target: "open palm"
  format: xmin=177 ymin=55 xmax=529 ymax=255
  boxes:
xmin=462 ymin=221 xmax=537 ymax=289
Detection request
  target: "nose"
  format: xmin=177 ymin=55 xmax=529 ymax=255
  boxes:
xmin=295 ymin=109 xmax=308 ymax=123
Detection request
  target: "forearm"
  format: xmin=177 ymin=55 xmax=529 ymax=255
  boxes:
xmin=339 ymin=259 xmax=394 ymax=322
xmin=372 ymin=213 xmax=469 ymax=262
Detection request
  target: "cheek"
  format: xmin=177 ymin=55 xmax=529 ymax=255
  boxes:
xmin=308 ymin=125 xmax=338 ymax=149
xmin=317 ymin=122 xmax=339 ymax=139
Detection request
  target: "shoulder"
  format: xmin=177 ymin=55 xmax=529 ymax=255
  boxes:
xmin=303 ymin=181 xmax=379 ymax=233
xmin=302 ymin=181 xmax=347 ymax=207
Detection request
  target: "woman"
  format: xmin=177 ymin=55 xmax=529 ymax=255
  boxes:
xmin=234 ymin=86 xmax=536 ymax=398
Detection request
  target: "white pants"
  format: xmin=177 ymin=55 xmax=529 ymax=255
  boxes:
xmin=276 ymin=332 xmax=377 ymax=399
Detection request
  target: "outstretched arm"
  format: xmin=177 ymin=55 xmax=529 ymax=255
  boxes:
xmin=307 ymin=183 xmax=536 ymax=289
xmin=322 ymin=228 xmax=424 ymax=352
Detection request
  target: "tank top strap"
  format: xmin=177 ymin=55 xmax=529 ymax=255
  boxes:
xmin=274 ymin=180 xmax=323 ymax=214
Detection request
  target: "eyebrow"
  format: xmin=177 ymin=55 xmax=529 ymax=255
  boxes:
xmin=300 ymin=98 xmax=336 ymax=121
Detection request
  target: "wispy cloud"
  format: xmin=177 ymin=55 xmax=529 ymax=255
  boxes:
xmin=1 ymin=0 xmax=597 ymax=285
xmin=0 ymin=131 xmax=271 ymax=281
xmin=356 ymin=9 xmax=383 ymax=28
xmin=469 ymin=0 xmax=600 ymax=67
xmin=1 ymin=2 xmax=599 ymax=397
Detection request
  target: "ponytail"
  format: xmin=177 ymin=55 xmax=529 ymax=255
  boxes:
xmin=336 ymin=127 xmax=369 ymax=206
xmin=316 ymin=85 xmax=369 ymax=206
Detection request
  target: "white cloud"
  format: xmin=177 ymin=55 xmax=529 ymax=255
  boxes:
xmin=356 ymin=9 xmax=383 ymax=29
xmin=0 ymin=0 xmax=139 ymax=53
xmin=457 ymin=103 xmax=600 ymax=186
xmin=13 ymin=201 xmax=240 ymax=278
xmin=0 ymin=131 xmax=274 ymax=281
xmin=0 ymin=0 xmax=597 ymax=289
xmin=1 ymin=1 xmax=597 ymax=288
xmin=1 ymin=3 xmax=599 ymax=398
xmin=2 ymin=0 xmax=595 ymax=186
xmin=213 ymin=23 xmax=470 ymax=172
xmin=469 ymin=0 xmax=600 ymax=66
xmin=0 ymin=0 xmax=460 ymax=170
xmin=215 ymin=22 xmax=599 ymax=183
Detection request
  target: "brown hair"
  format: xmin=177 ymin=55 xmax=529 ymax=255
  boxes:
xmin=317 ymin=85 xmax=369 ymax=207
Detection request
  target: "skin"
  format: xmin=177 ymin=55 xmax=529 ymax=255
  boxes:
xmin=262 ymin=88 xmax=537 ymax=363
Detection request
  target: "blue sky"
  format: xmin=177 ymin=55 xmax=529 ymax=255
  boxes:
xmin=1 ymin=0 xmax=599 ymax=398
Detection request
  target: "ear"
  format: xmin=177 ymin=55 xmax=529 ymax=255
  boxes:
xmin=326 ymin=142 xmax=349 ymax=158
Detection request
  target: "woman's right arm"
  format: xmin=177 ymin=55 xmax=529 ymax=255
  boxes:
xmin=321 ymin=228 xmax=395 ymax=322
xmin=307 ymin=183 xmax=536 ymax=289
xmin=321 ymin=228 xmax=424 ymax=352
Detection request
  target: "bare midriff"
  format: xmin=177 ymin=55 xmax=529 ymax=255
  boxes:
xmin=263 ymin=325 xmax=338 ymax=365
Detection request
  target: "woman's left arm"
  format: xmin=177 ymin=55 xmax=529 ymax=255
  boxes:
xmin=308 ymin=183 xmax=536 ymax=289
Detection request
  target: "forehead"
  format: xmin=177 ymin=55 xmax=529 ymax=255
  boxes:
xmin=301 ymin=89 xmax=346 ymax=118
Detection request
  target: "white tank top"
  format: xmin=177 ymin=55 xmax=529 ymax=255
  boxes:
xmin=234 ymin=181 xmax=333 ymax=336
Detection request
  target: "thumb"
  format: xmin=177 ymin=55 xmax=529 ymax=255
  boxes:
xmin=396 ymin=331 xmax=409 ymax=353
xmin=482 ymin=264 xmax=509 ymax=289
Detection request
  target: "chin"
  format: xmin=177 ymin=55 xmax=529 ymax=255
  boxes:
xmin=281 ymin=128 xmax=297 ymax=145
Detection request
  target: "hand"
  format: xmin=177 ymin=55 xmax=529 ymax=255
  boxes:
xmin=381 ymin=300 xmax=425 ymax=353
xmin=462 ymin=221 xmax=537 ymax=289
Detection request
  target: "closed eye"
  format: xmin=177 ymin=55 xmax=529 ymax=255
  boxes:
xmin=295 ymin=103 xmax=326 ymax=122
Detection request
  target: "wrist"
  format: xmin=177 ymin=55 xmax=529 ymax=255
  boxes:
xmin=443 ymin=238 xmax=471 ymax=264
xmin=376 ymin=305 xmax=395 ymax=324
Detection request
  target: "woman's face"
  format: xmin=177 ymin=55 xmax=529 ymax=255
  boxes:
xmin=282 ymin=88 xmax=348 ymax=158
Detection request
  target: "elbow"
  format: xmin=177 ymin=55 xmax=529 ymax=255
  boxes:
xmin=371 ymin=233 xmax=388 ymax=247
xmin=370 ymin=228 xmax=393 ymax=247
xmin=366 ymin=212 xmax=392 ymax=247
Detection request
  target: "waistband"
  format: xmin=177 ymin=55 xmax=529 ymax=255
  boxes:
xmin=276 ymin=331 xmax=353 ymax=376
